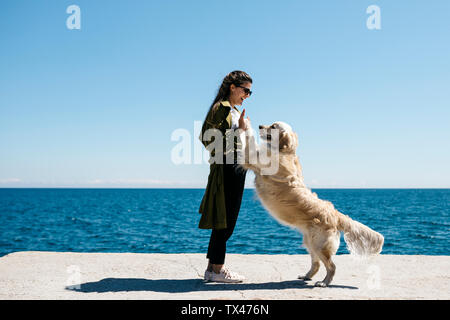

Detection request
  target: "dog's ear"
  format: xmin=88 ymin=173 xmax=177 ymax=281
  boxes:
xmin=293 ymin=133 xmax=299 ymax=148
xmin=279 ymin=132 xmax=294 ymax=151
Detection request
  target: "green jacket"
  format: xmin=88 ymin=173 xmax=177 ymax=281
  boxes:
xmin=198 ymin=100 xmax=242 ymax=229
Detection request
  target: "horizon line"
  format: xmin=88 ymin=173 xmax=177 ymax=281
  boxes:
xmin=0 ymin=187 xmax=449 ymax=190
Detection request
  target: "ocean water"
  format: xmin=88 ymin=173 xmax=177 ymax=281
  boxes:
xmin=0 ymin=188 xmax=449 ymax=257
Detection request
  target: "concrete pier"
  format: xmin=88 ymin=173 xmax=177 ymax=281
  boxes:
xmin=0 ymin=251 xmax=448 ymax=300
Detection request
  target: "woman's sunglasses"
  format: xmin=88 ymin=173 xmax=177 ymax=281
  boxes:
xmin=236 ymin=85 xmax=252 ymax=96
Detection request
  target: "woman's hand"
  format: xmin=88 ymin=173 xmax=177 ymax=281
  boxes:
xmin=239 ymin=109 xmax=250 ymax=131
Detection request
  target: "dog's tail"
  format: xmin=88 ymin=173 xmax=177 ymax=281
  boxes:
xmin=337 ymin=212 xmax=384 ymax=256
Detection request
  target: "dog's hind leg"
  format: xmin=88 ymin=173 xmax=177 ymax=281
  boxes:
xmin=314 ymin=251 xmax=336 ymax=287
xmin=298 ymin=234 xmax=320 ymax=281
xmin=314 ymin=233 xmax=339 ymax=287
xmin=298 ymin=252 xmax=320 ymax=281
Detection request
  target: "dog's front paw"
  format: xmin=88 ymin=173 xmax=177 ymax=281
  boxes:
xmin=288 ymin=176 xmax=301 ymax=187
xmin=297 ymin=275 xmax=312 ymax=281
xmin=291 ymin=181 xmax=301 ymax=188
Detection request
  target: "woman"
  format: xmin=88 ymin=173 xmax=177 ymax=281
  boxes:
xmin=198 ymin=70 xmax=253 ymax=283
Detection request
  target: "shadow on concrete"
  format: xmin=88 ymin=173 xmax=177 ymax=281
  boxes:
xmin=66 ymin=278 xmax=358 ymax=293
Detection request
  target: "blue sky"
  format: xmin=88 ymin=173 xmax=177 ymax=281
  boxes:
xmin=1 ymin=0 xmax=449 ymax=188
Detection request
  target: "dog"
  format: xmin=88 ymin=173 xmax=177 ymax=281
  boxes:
xmin=241 ymin=121 xmax=384 ymax=287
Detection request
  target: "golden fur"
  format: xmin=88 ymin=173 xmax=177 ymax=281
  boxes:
xmin=242 ymin=121 xmax=384 ymax=287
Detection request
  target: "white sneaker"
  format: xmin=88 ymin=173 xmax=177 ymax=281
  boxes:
xmin=208 ymin=268 xmax=245 ymax=283
xmin=204 ymin=269 xmax=213 ymax=281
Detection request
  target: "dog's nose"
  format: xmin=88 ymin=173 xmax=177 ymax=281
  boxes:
xmin=259 ymin=125 xmax=264 ymax=129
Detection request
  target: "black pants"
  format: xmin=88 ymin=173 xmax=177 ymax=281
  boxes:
xmin=207 ymin=163 xmax=247 ymax=265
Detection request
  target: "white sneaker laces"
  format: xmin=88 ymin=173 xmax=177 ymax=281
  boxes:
xmin=221 ymin=268 xmax=232 ymax=278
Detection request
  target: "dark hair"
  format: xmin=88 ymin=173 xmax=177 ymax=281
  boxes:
xmin=204 ymin=70 xmax=252 ymax=121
